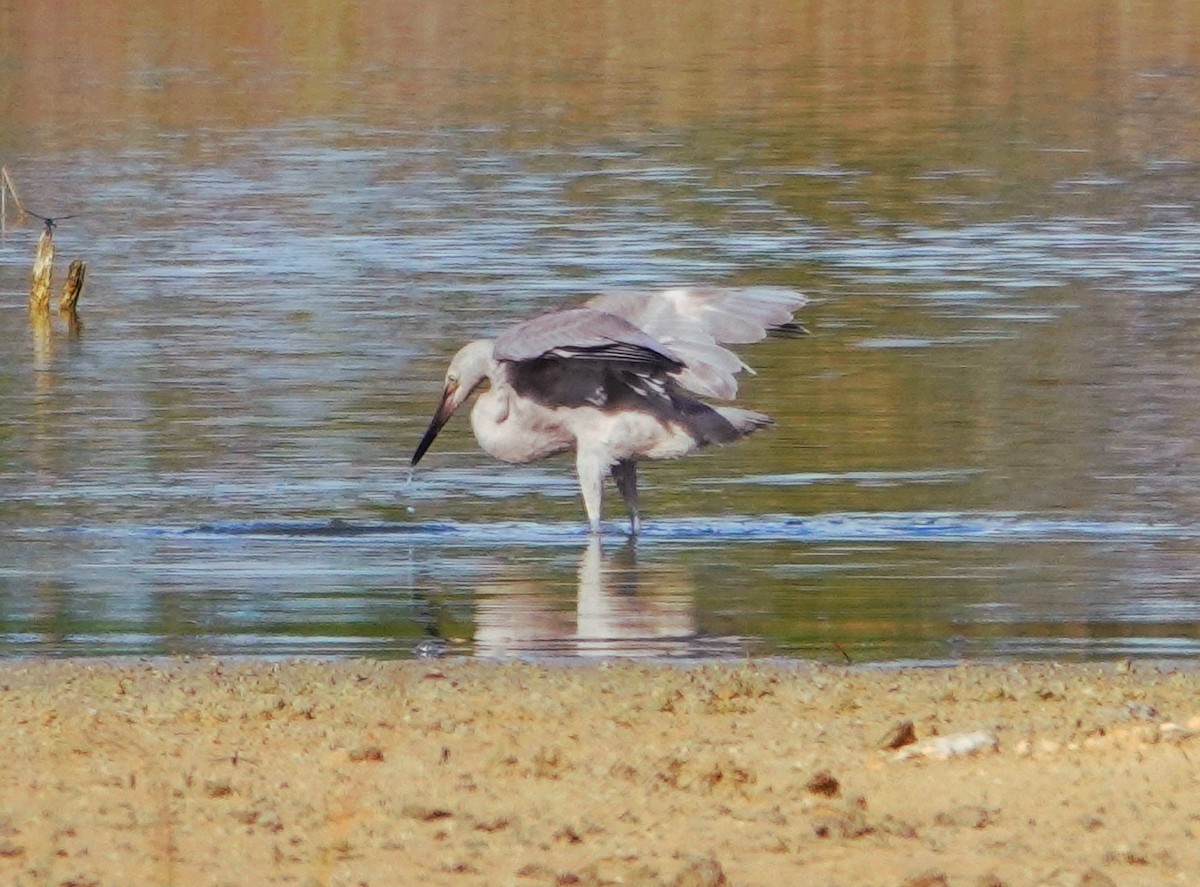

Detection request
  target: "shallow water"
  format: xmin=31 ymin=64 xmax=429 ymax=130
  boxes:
xmin=3 ymin=1 xmax=1200 ymax=661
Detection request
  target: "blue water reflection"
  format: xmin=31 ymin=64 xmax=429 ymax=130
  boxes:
xmin=4 ymin=511 xmax=1199 ymax=661
xmin=5 ymin=3 xmax=1200 ymax=660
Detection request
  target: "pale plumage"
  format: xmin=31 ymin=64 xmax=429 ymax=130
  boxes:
xmin=411 ymin=286 xmax=806 ymax=534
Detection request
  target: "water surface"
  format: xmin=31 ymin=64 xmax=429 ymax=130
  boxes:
xmin=3 ymin=1 xmax=1200 ymax=661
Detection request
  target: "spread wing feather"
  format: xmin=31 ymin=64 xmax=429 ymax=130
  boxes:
xmin=493 ymin=307 xmax=684 ymax=370
xmin=584 ymin=286 xmax=806 ymax=398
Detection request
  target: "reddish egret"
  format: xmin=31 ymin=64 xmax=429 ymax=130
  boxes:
xmin=411 ymin=286 xmax=806 ymax=534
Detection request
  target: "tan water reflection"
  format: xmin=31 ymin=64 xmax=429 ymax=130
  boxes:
xmin=5 ymin=0 xmax=1200 ymax=167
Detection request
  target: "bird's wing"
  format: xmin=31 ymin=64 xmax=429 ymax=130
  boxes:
xmin=584 ymin=286 xmax=806 ymax=399
xmin=495 ymin=308 xmax=689 ymax=413
xmin=493 ymin=307 xmax=684 ymax=370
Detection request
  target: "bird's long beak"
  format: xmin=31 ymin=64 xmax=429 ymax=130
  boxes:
xmin=411 ymin=381 xmax=459 ymax=466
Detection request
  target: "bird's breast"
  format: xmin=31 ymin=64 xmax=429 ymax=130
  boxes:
xmin=470 ymin=388 xmax=573 ymax=464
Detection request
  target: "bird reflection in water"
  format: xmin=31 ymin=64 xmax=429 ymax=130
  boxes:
xmin=472 ymin=539 xmax=740 ymax=658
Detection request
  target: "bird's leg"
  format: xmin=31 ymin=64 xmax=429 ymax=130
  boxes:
xmin=576 ymin=451 xmax=607 ymax=535
xmin=611 ymin=459 xmax=641 ymax=536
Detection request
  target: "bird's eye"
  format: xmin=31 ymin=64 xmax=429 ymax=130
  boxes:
xmin=447 ymin=372 xmax=459 ymax=384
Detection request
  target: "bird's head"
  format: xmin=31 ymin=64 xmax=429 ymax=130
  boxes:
xmin=411 ymin=339 xmax=495 ymax=466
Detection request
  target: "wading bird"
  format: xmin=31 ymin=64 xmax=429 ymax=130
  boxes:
xmin=411 ymin=286 xmax=806 ymax=534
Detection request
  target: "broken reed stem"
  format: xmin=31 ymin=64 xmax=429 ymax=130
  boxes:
xmin=59 ymin=259 xmax=86 ymax=314
xmin=29 ymin=229 xmax=54 ymax=313
xmin=1 ymin=166 xmax=27 ymax=230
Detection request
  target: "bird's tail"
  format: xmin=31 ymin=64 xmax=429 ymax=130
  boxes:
xmin=669 ymin=394 xmax=773 ymax=447
xmin=690 ymin=405 xmax=773 ymax=447
xmin=714 ymin=406 xmax=774 ymax=438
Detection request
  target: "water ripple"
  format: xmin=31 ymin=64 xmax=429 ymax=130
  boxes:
xmin=52 ymin=511 xmax=1194 ymax=546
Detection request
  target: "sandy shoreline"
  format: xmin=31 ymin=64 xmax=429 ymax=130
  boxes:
xmin=1 ymin=658 xmax=1198 ymax=887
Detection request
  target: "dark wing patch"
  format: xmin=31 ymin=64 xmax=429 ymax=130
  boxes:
xmin=507 ymin=355 xmax=743 ymax=447
xmin=508 ymin=357 xmax=610 ymax=409
xmin=508 ymin=356 xmax=675 ymax=411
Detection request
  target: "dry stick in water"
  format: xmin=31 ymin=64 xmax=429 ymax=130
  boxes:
xmin=29 ymin=228 xmax=54 ymax=313
xmin=60 ymin=259 xmax=86 ymax=314
xmin=60 ymin=258 xmax=87 ymax=337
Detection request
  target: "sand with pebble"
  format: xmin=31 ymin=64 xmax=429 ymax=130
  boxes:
xmin=1 ymin=659 xmax=1198 ymax=887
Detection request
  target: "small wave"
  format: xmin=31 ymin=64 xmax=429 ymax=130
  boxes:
xmin=183 ymin=519 xmax=459 ymax=538
xmin=146 ymin=511 xmax=1199 ymax=545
